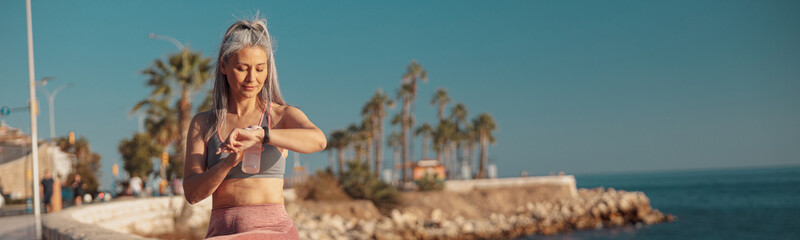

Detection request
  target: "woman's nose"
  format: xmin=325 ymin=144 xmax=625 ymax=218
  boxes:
xmin=245 ymin=69 xmax=256 ymax=82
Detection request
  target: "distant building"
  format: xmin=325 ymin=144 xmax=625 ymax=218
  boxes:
xmin=412 ymin=159 xmax=445 ymax=180
xmin=0 ymin=122 xmax=73 ymax=200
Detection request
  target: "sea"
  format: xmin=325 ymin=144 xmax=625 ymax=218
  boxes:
xmin=519 ymin=165 xmax=800 ymax=240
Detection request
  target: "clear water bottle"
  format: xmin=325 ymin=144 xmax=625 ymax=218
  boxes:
xmin=241 ymin=126 xmax=262 ymax=174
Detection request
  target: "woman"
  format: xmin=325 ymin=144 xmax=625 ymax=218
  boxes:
xmin=183 ymin=17 xmax=326 ymax=239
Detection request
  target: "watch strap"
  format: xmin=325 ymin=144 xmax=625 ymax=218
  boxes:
xmin=262 ymin=126 xmax=270 ymax=144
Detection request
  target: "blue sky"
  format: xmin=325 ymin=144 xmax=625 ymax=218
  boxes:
xmin=1 ymin=0 xmax=799 ymax=189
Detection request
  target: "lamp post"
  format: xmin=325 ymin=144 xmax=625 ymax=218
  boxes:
xmin=37 ymin=77 xmax=73 ymax=140
xmin=148 ymin=32 xmax=184 ymax=50
xmin=25 ymin=0 xmax=43 ymax=238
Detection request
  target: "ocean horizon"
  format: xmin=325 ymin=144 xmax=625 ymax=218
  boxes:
xmin=519 ymin=164 xmax=800 ymax=239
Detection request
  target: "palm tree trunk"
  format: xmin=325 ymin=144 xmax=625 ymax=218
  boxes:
xmin=353 ymin=144 xmax=360 ymax=164
xmin=436 ymin=142 xmax=443 ymax=164
xmin=400 ymin=127 xmax=408 ymax=184
xmin=328 ymin=150 xmax=334 ymax=173
xmin=442 ymin=143 xmax=450 ymax=178
xmin=374 ymin=120 xmax=382 ymax=178
xmin=461 ymin=141 xmax=468 ymax=179
xmin=337 ymin=148 xmax=344 ymax=177
xmin=360 ymin=139 xmax=367 ymax=168
xmin=177 ymin=94 xmax=192 ymax=178
xmin=477 ymin=131 xmax=488 ymax=179
xmin=450 ymin=141 xmax=457 ymax=180
xmin=468 ymin=141 xmax=476 ymax=179
xmin=409 ymin=91 xmax=417 ymax=169
xmin=392 ymin=145 xmax=399 ymax=186
xmin=422 ymin=136 xmax=429 ymax=159
xmin=401 ymin=100 xmax=409 ymax=184
xmin=438 ymin=103 xmax=444 ymax=122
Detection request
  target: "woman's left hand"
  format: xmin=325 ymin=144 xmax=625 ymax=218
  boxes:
xmin=217 ymin=126 xmax=264 ymax=154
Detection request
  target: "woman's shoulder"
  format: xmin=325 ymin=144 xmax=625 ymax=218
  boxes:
xmin=272 ymin=103 xmax=299 ymax=114
xmin=191 ymin=111 xmax=214 ymax=128
xmin=271 ymin=104 xmax=304 ymax=127
xmin=273 ymin=104 xmax=307 ymax=118
xmin=193 ymin=111 xmax=214 ymax=121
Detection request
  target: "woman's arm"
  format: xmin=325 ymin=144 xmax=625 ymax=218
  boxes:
xmin=182 ymin=113 xmax=241 ymax=204
xmin=268 ymin=106 xmax=327 ymax=154
xmin=216 ymin=106 xmax=326 ymax=155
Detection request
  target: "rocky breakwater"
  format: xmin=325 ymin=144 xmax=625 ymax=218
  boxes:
xmin=286 ymin=187 xmax=674 ymax=240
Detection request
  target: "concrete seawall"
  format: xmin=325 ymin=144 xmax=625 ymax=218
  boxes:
xmin=444 ymin=175 xmax=578 ymax=197
xmin=40 ymin=176 xmax=662 ymax=240
xmin=42 ymin=197 xmax=211 ymax=240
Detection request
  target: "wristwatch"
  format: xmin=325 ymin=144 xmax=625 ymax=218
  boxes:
xmin=246 ymin=125 xmax=270 ymax=144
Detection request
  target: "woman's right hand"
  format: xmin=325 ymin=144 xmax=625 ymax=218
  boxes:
xmin=222 ymin=150 xmax=244 ymax=169
xmin=216 ymin=126 xmax=264 ymax=155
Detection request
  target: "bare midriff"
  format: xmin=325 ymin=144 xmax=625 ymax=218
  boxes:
xmin=212 ymin=178 xmax=285 ymax=209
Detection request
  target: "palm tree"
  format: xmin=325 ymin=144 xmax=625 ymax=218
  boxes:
xmin=362 ymin=89 xmax=393 ymax=177
xmin=137 ymin=49 xmax=213 ymax=178
xmin=347 ymin=123 xmax=366 ymax=164
xmin=352 ymin=119 xmax=373 ymax=168
xmin=132 ymin=97 xmax=180 ymax=178
xmin=395 ymin=84 xmax=413 ymax=184
xmin=329 ymin=130 xmax=349 ymax=177
xmin=450 ymin=103 xmax=468 ymax=178
xmin=196 ymin=87 xmax=214 ymax=113
xmin=390 ymin=113 xmax=403 ymax=132
xmin=450 ymin=103 xmax=468 ymax=129
xmin=133 ymin=97 xmax=179 ymax=150
xmin=361 ymin=117 xmax=373 ymax=168
xmin=324 ymin=140 xmax=335 ymax=173
xmin=414 ymin=123 xmax=434 ymax=160
xmin=401 ymin=61 xmax=428 ymax=176
xmin=386 ymin=131 xmax=401 ymax=186
xmin=433 ymin=119 xmax=456 ymax=177
xmin=431 ymin=88 xmax=450 ymax=122
xmin=402 ymin=60 xmax=429 ymax=118
xmin=464 ymin=122 xmax=477 ymax=179
xmin=473 ymin=113 xmax=497 ymax=179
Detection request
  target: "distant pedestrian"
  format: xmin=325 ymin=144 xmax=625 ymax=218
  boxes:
xmin=72 ymin=174 xmax=85 ymax=206
xmin=129 ymin=173 xmax=143 ymax=197
xmin=41 ymin=170 xmax=54 ymax=212
xmin=0 ymin=177 xmax=5 ymax=199
xmin=0 ymin=177 xmax=5 ymax=208
xmin=170 ymin=177 xmax=183 ymax=195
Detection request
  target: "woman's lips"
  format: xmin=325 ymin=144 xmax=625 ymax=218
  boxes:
xmin=242 ymin=86 xmax=258 ymax=91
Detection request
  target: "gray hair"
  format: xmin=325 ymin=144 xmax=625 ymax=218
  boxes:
xmin=207 ymin=17 xmax=287 ymax=141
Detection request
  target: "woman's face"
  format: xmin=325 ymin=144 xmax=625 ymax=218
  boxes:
xmin=221 ymin=46 xmax=269 ymax=99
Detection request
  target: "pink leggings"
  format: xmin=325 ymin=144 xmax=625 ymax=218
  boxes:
xmin=206 ymin=203 xmax=299 ymax=240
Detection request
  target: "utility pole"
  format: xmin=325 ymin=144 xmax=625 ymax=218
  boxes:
xmin=25 ymin=0 xmax=43 ymax=238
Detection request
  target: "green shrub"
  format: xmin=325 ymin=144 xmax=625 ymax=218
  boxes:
xmin=295 ymin=169 xmax=351 ymax=201
xmin=339 ymin=161 xmax=401 ymax=210
xmin=414 ymin=172 xmax=445 ymax=191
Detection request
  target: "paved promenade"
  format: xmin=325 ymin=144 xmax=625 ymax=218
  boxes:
xmin=0 ymin=214 xmax=34 ymax=240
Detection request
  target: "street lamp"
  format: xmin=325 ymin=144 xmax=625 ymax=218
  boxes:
xmin=25 ymin=0 xmax=43 ymax=237
xmin=37 ymin=77 xmax=74 ymax=140
xmin=35 ymin=76 xmax=54 ymax=86
xmin=148 ymin=32 xmax=185 ymax=50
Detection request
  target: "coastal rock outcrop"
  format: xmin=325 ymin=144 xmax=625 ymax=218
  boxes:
xmin=288 ymin=187 xmax=674 ymax=240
